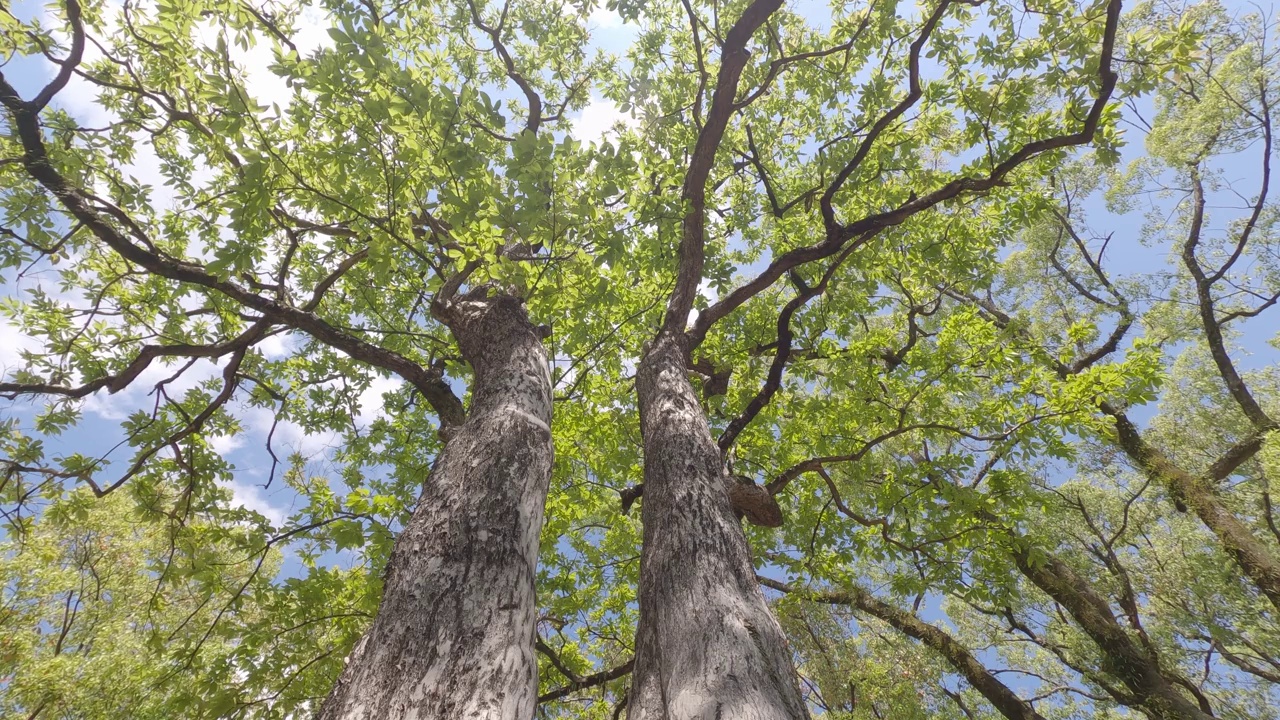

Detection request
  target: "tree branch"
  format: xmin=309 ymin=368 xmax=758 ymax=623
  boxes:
xmin=689 ymin=0 xmax=1122 ymax=345
xmin=663 ymin=0 xmax=785 ymax=333
xmin=760 ymin=576 xmax=1048 ymax=720
xmin=0 ymin=80 xmax=465 ymax=427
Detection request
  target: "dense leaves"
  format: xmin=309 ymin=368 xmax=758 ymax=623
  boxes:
xmin=2 ymin=0 xmax=1277 ymax=717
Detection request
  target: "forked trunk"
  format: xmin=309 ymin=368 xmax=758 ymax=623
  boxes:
xmin=628 ymin=330 xmax=808 ymax=720
xmin=319 ymin=291 xmax=553 ymax=720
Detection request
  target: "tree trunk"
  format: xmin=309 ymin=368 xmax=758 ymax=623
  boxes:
xmin=628 ymin=330 xmax=808 ymax=720
xmin=319 ymin=291 xmax=553 ymax=720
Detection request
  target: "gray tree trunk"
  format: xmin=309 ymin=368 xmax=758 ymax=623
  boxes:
xmin=318 ymin=291 xmax=553 ymax=720
xmin=628 ymin=330 xmax=808 ymax=720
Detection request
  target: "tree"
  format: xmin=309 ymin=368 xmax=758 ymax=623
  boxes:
xmin=0 ymin=488 xmax=294 ymax=718
xmin=598 ymin=0 xmax=1128 ymax=714
xmin=4 ymin=0 xmax=1275 ymax=719
xmin=743 ymin=4 xmax=1277 ymax=717
xmin=4 ymin=0 xmax=593 ymax=716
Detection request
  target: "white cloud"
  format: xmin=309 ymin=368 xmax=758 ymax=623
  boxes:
xmin=81 ymin=357 xmax=224 ymax=421
xmin=227 ymin=373 xmax=402 ymax=462
xmin=209 ymin=432 xmax=246 ymax=456
xmin=356 ymin=375 xmax=402 ymax=429
xmin=687 ymin=279 xmax=719 ymax=326
xmin=569 ymin=96 xmax=637 ymax=144
xmin=0 ymin=318 xmax=40 ymax=378
xmin=244 ymin=404 xmax=340 ymax=459
xmin=588 ymin=6 xmax=624 ymax=28
xmin=220 ymin=477 xmax=286 ymax=525
xmin=258 ymin=331 xmax=295 ymax=360
xmin=194 ymin=4 xmax=335 ymax=109
xmin=0 ymin=318 xmax=43 ymax=418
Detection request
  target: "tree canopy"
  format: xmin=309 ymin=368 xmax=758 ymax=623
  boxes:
xmin=2 ymin=0 xmax=1278 ymax=717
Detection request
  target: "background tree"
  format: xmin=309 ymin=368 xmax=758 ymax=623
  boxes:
xmin=0 ymin=489 xmax=283 ymax=718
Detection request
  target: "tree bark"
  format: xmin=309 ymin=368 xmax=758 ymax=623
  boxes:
xmin=628 ymin=330 xmax=808 ymax=720
xmin=319 ymin=291 xmax=553 ymax=720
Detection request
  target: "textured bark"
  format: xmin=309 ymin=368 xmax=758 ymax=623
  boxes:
xmin=319 ymin=291 xmax=553 ymax=720
xmin=628 ymin=331 xmax=808 ymax=720
xmin=1012 ymin=550 xmax=1212 ymax=720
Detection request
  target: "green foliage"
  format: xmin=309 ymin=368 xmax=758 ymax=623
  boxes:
xmin=2 ymin=0 xmax=1278 ymax=717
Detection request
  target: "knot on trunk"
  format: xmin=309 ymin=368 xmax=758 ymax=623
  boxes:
xmin=689 ymin=356 xmax=731 ymax=399
xmin=619 ymin=484 xmax=645 ymax=515
xmin=727 ymin=476 xmax=783 ymax=527
xmin=619 ymin=478 xmax=783 ymax=528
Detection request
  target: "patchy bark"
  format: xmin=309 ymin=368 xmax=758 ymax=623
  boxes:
xmin=628 ymin=331 xmax=807 ymax=720
xmin=319 ymin=291 xmax=553 ymax=720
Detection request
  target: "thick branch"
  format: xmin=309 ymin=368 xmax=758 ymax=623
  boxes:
xmin=0 ymin=319 xmax=273 ymax=400
xmin=689 ymin=0 xmax=1122 ymax=344
xmin=1105 ymin=404 xmax=1280 ymax=610
xmin=760 ymin=576 xmax=1047 ymax=720
xmin=1007 ymin=545 xmax=1212 ymax=720
xmin=663 ymin=0 xmax=785 ymax=332
xmin=466 ymin=0 xmax=543 ymax=134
